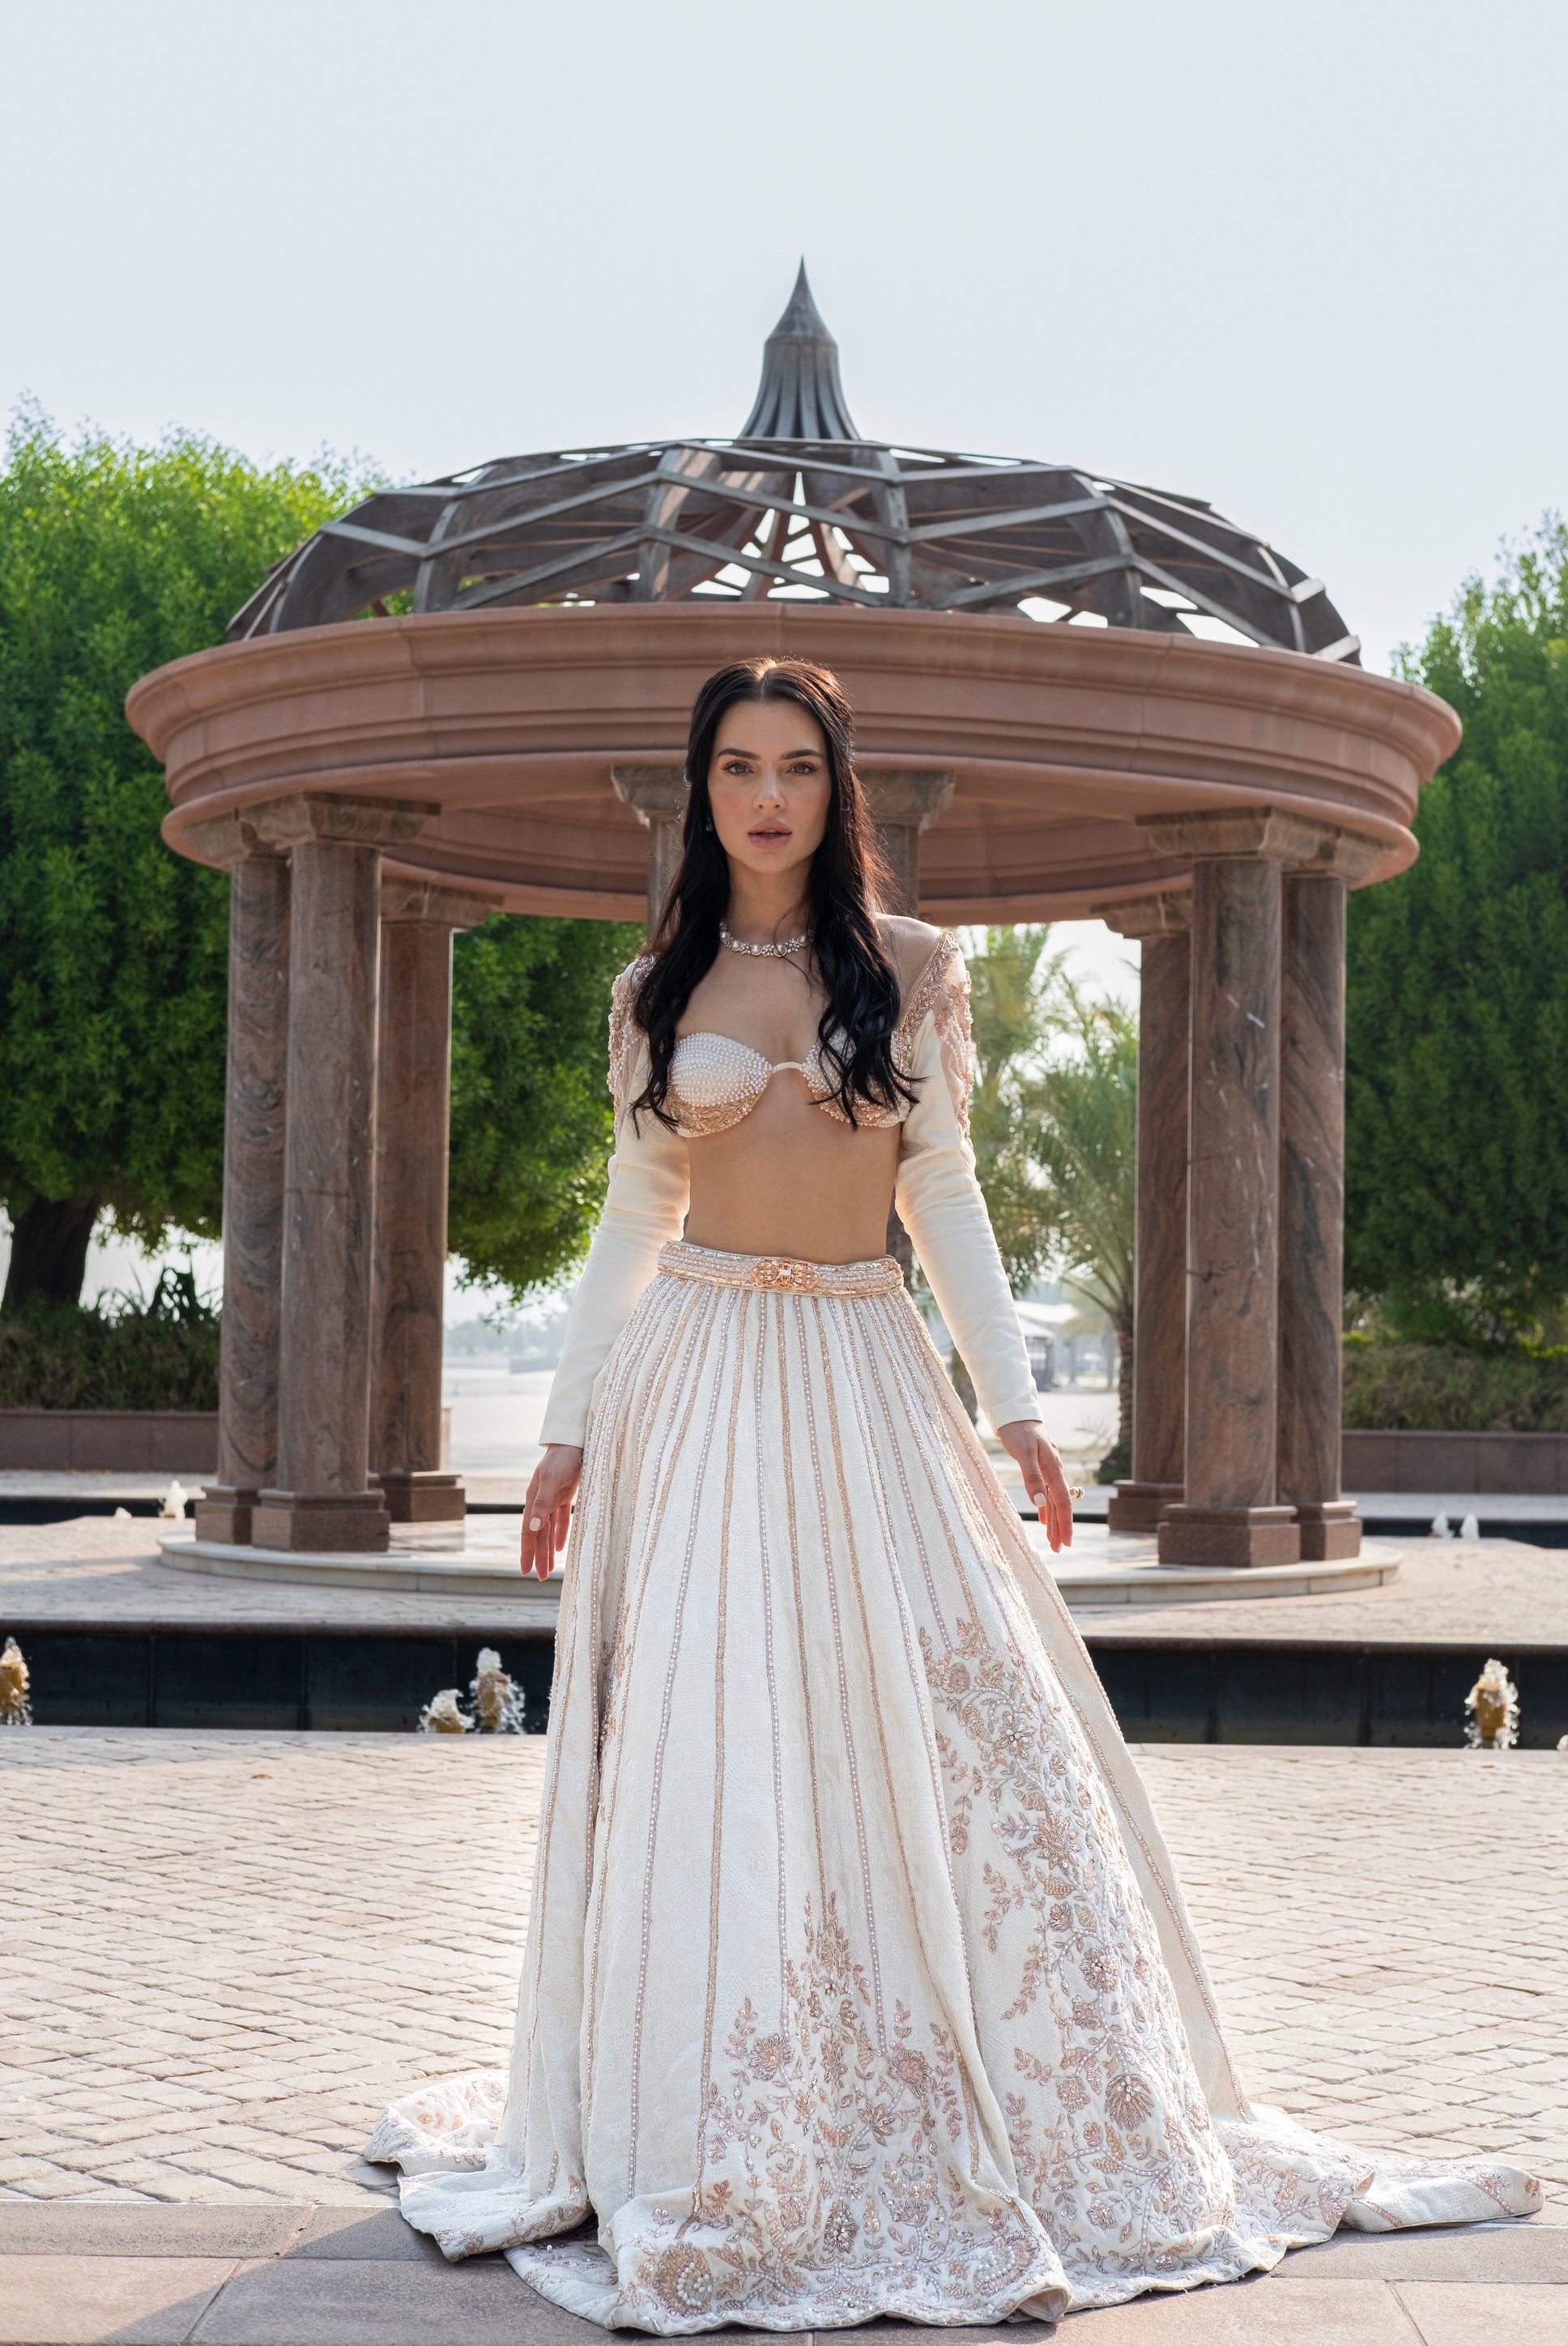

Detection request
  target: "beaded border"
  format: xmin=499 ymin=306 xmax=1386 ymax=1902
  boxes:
xmin=658 ymin=1241 xmax=902 ymax=1296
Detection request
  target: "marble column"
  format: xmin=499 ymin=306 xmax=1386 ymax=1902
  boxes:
xmin=185 ymin=818 xmax=289 ymax=1547
xmin=1139 ymin=808 xmax=1330 ymax=1568
xmin=860 ymin=771 xmax=956 ymax=1285
xmin=1093 ymin=891 xmax=1191 ymax=1535
xmin=249 ymin=795 xmax=436 ymax=1554
xmin=612 ymin=766 xmax=690 ymax=936
xmin=1278 ymin=825 xmax=1384 ymax=1560
xmin=372 ymin=880 xmax=495 ymax=1524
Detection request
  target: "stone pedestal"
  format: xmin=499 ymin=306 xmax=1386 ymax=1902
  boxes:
xmin=612 ymin=767 xmax=690 ymax=936
xmin=371 ymin=881 xmax=493 ymax=1525
xmin=249 ymin=796 xmax=435 ymax=1554
xmin=1291 ymin=1499 xmax=1363 ymax=1560
xmin=1141 ymin=809 xmax=1327 ymax=1568
xmin=1095 ymin=893 xmax=1191 ymax=1534
xmin=861 ymin=772 xmax=954 ymax=1285
xmin=1157 ymin=1502 xmax=1303 ymax=1568
xmin=1278 ymin=827 xmax=1383 ymax=1559
xmin=186 ymin=821 xmax=290 ymax=1546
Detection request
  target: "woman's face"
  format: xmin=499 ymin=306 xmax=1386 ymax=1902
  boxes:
xmin=705 ymin=698 xmax=831 ymax=886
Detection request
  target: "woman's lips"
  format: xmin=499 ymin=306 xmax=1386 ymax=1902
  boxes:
xmin=749 ymin=826 xmax=790 ymax=842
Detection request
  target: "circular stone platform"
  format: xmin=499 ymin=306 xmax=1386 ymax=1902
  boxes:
xmin=155 ymin=1522 xmax=1400 ymax=1608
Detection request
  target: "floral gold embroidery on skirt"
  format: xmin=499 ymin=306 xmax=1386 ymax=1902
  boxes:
xmin=367 ymin=1258 xmax=1540 ymax=2331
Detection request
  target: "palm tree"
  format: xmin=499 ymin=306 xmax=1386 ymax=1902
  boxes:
xmin=927 ymin=928 xmax=1062 ymax=1418
xmin=946 ymin=933 xmax=1138 ymax=1474
xmin=1018 ymin=981 xmax=1138 ymax=1472
xmin=966 ymin=926 xmax=1064 ymax=1287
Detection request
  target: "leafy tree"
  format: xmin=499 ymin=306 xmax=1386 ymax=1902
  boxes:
xmin=0 ymin=412 xmax=639 ymax=1317
xmin=449 ymin=912 xmax=643 ymax=1295
xmin=0 ymin=412 xmax=369 ymax=1307
xmin=1346 ymin=526 xmax=1568 ymax=1340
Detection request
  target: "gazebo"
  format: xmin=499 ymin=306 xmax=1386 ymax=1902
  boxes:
xmin=128 ymin=267 xmax=1457 ymax=1566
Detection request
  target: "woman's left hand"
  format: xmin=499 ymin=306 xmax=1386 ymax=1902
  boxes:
xmin=995 ymin=1419 xmax=1075 ymax=1553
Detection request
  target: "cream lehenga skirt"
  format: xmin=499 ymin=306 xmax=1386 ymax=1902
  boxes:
xmin=367 ymin=1242 xmax=1538 ymax=2331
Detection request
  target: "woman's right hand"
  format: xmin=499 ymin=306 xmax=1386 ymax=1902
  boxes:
xmin=522 ymin=1444 xmax=583 ymax=1580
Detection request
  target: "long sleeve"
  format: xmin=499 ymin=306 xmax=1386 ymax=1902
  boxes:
xmin=894 ymin=1004 xmax=1042 ymax=1435
xmin=538 ymin=996 xmax=689 ymax=1448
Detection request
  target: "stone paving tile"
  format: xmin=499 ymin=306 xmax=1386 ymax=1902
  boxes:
xmin=0 ymin=2252 xmax=236 ymax=2345
xmin=1277 ymin=2224 xmax=1568 ymax=2282
xmin=185 ymin=2258 xmax=603 ymax=2345
xmin=1392 ymin=2281 xmax=1568 ymax=2344
xmin=1055 ymin=2278 xmax=1422 ymax=2340
xmin=0 ymin=2204 xmax=309 ymax=2257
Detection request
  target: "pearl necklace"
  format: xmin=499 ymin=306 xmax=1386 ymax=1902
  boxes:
xmin=718 ymin=921 xmax=812 ymax=958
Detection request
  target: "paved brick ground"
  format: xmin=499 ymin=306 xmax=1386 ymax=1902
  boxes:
xmin=0 ymin=1734 xmax=537 ymax=2207
xmin=1 ymin=1732 xmax=1559 ymax=2209
xmin=6 ymin=1512 xmax=1568 ymax=1649
xmin=0 ymin=1733 xmax=1562 ymax=2340
xmin=1136 ymin=1745 xmax=1568 ymax=2207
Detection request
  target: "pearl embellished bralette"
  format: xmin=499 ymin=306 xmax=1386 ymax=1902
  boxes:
xmin=607 ymin=932 xmax=974 ymax=1144
xmin=666 ymin=1027 xmax=871 ymax=1137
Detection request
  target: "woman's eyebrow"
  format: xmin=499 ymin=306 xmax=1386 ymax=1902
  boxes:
xmin=715 ymin=742 xmax=822 ymax=760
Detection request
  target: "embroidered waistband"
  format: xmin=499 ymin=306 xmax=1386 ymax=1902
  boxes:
xmin=658 ymin=1241 xmax=902 ymax=1297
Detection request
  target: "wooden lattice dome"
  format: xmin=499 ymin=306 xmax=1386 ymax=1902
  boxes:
xmin=228 ymin=266 xmax=1359 ymax=663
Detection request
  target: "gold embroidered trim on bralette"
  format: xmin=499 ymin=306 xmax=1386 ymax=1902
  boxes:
xmin=658 ymin=1242 xmax=902 ymax=1296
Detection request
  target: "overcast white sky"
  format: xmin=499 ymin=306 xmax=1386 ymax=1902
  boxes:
xmin=4 ymin=0 xmax=1565 ymax=1299
xmin=6 ymin=0 xmax=1566 ymax=676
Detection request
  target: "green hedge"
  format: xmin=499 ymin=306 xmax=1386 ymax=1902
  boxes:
xmin=1343 ymin=1338 xmax=1568 ymax=1433
xmin=10 ymin=1297 xmax=1564 ymax=1431
xmin=0 ymin=1269 xmax=219 ymax=1411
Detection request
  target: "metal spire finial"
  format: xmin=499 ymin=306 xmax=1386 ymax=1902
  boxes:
xmin=739 ymin=261 xmax=861 ymax=441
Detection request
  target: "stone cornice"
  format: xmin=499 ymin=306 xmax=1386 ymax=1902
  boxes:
xmin=129 ymin=608 xmax=1459 ymax=922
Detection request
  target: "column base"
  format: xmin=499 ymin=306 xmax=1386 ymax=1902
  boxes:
xmin=1293 ymin=1499 xmax=1362 ymax=1561
xmin=1157 ymin=1504 xmax=1301 ymax=1569
xmin=373 ymin=1469 xmax=466 ymax=1525
xmin=194 ymin=1487 xmax=258 ymax=1545
xmin=251 ymin=1491 xmax=390 ymax=1553
xmin=1107 ymin=1480 xmax=1182 ymax=1534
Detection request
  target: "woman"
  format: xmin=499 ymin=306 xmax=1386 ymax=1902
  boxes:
xmin=369 ymin=659 xmax=1537 ymax=2331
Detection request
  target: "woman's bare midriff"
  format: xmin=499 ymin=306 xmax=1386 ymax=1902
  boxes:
xmin=680 ymin=1081 xmax=903 ymax=1263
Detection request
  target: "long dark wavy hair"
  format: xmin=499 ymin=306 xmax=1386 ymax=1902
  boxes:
xmin=629 ymin=658 xmax=917 ymax=1131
